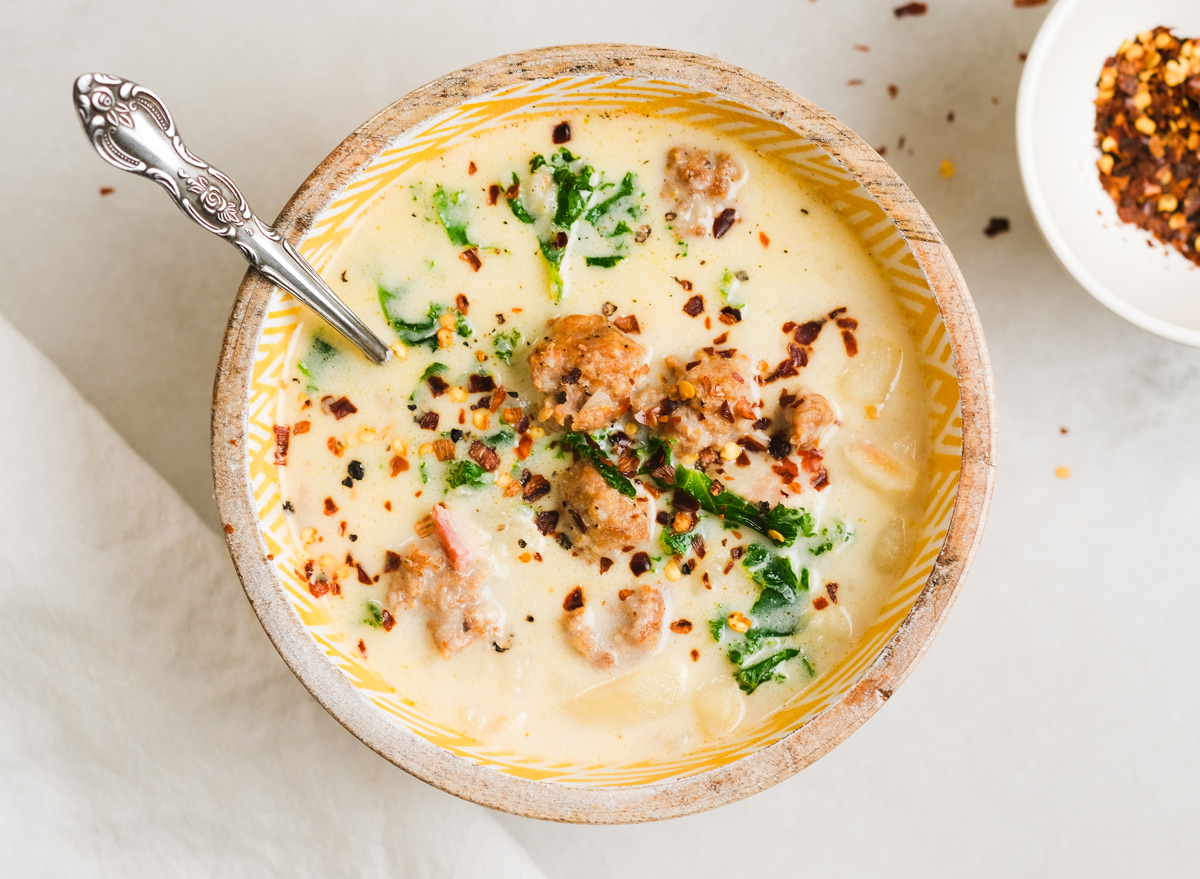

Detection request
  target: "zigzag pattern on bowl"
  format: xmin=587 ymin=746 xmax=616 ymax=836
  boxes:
xmin=249 ymin=76 xmax=963 ymax=786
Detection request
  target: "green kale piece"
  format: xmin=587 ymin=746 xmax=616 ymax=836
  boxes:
xmin=364 ymin=599 xmax=385 ymax=628
xmin=377 ymin=284 xmax=442 ymax=351
xmin=486 ymin=429 xmax=516 ymax=447
xmin=660 ymin=529 xmax=692 ymax=556
xmin=734 ymin=648 xmax=800 ymax=694
xmin=419 ymin=362 xmax=448 ymax=382
xmin=432 ymin=186 xmax=475 ymax=247
xmin=561 ymin=432 xmax=637 ymax=498
xmin=445 ymin=460 xmax=488 ymax=490
xmin=491 ymin=328 xmax=522 ymax=364
xmin=585 ymin=255 xmax=625 ymax=268
xmin=672 ymin=466 xmax=811 ymax=546
xmin=296 ymin=336 xmax=339 ymax=391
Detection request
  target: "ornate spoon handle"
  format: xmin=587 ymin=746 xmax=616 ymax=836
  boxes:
xmin=73 ymin=73 xmax=390 ymax=364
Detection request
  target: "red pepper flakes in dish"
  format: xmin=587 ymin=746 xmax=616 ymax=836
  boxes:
xmin=893 ymin=2 xmax=926 ymax=17
xmin=1095 ymin=27 xmax=1200 ymax=266
xmin=273 ymin=425 xmax=290 ymax=464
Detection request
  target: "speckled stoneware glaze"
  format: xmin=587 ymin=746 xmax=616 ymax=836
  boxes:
xmin=212 ymin=44 xmax=996 ymax=823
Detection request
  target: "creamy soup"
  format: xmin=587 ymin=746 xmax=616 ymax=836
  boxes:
xmin=274 ymin=112 xmax=933 ymax=766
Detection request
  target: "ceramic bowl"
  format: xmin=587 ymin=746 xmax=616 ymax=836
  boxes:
xmin=212 ymin=44 xmax=996 ymax=823
xmin=1017 ymin=0 xmax=1200 ymax=346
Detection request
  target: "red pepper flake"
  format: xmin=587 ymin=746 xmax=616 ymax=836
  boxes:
xmin=384 ymin=500 xmax=392 ymax=511
xmin=692 ymin=534 xmax=707 ymax=558
xmin=389 ymin=455 xmax=409 ymax=476
xmin=553 ymin=230 xmax=568 ymax=249
xmin=629 ymin=552 xmax=652 ymax=576
xmin=552 ymin=121 xmax=572 ymax=144
xmin=842 ymin=330 xmax=859 ymax=357
xmin=682 ymin=295 xmax=705 ymax=317
xmin=455 ymin=293 xmax=470 ymax=314
xmin=292 ymin=420 xmax=310 ymax=435
xmin=516 ymin=433 xmax=534 ymax=460
xmin=325 ymin=397 xmax=355 ymax=420
xmin=599 ymin=557 xmax=614 ymax=573
xmin=711 ymin=332 xmax=729 ymax=345
xmin=432 ymin=439 xmax=456 ymax=462
xmin=612 ymin=314 xmax=641 ymax=334
xmin=847 ymin=79 xmax=865 ymax=87
xmin=718 ymin=306 xmax=742 ymax=325
xmin=813 ymin=596 xmax=829 ymax=610
xmin=826 ymin=582 xmax=839 ymax=603
xmin=534 ymin=510 xmax=560 ymax=535
xmin=384 ymin=550 xmax=402 ymax=573
xmin=487 ymin=184 xmax=500 ymax=205
xmin=674 ymin=277 xmax=694 ymax=291
xmin=690 ymin=649 xmax=700 ymax=661
xmin=893 ymin=2 xmax=927 ymax=17
xmin=617 ymin=588 xmax=634 ymax=601
xmin=381 ymin=609 xmax=395 ymax=631
xmin=713 ymin=209 xmax=737 ymax=239
xmin=468 ymin=373 xmax=496 ymax=393
xmin=418 ymin=411 xmax=440 ymax=431
xmin=323 ymin=497 xmax=338 ymax=516
xmin=460 ymin=248 xmax=482 ymax=271
xmin=426 ymin=375 xmax=449 ymax=397
xmin=357 ymin=638 xmax=367 ymax=657
xmin=273 ymin=425 xmax=290 ymax=464
xmin=811 ymin=467 xmax=830 ymax=490
xmin=469 ymin=440 xmax=501 ymax=472
xmin=99 ymin=186 xmax=114 ymax=196
xmin=758 ymin=231 xmax=770 ymax=247
xmin=522 ymin=474 xmax=551 ymax=502
xmin=1013 ymin=0 xmax=1047 ymax=7
xmin=563 ymin=586 xmax=584 ymax=611
xmin=356 ymin=564 xmax=372 ymax=585
xmin=468 ymin=161 xmax=477 ymax=175
xmin=984 ymin=217 xmax=1010 ymax=237
xmin=223 ymin=524 xmax=234 ymax=535
xmin=670 ymin=619 xmax=694 ymax=634
xmin=854 ymin=44 xmax=870 ymax=52
xmin=887 ymin=84 xmax=900 ymax=99
xmin=309 ymin=580 xmax=330 ymax=598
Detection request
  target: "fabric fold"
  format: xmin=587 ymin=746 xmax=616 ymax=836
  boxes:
xmin=0 ymin=313 xmax=545 ymax=878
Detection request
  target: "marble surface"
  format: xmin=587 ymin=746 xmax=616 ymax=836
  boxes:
xmin=4 ymin=0 xmax=1198 ymax=874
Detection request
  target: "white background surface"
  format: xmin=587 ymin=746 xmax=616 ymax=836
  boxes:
xmin=3 ymin=0 xmax=1198 ymax=875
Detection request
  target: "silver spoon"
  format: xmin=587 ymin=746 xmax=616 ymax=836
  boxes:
xmin=72 ymin=73 xmax=390 ymax=364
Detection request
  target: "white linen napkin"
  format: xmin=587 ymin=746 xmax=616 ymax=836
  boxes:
xmin=0 ymin=313 xmax=545 ymax=878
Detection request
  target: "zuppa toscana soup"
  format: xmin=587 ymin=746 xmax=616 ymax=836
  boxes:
xmin=274 ymin=112 xmax=934 ymax=765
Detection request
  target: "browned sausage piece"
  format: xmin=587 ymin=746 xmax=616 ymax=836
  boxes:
xmin=636 ymin=348 xmax=761 ymax=457
xmin=528 ymin=314 xmax=649 ymax=432
xmin=789 ymin=391 xmax=839 ymax=450
xmin=385 ymin=520 xmax=503 ymax=657
xmin=558 ymin=460 xmax=651 ymax=556
xmin=562 ymin=584 xmax=668 ymax=668
xmin=662 ymin=147 xmax=747 ymax=237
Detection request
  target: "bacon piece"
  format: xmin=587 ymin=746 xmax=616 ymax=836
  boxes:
xmin=431 ymin=503 xmax=477 ymax=574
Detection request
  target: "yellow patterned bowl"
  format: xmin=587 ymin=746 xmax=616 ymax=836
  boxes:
xmin=212 ymin=45 xmax=996 ymax=823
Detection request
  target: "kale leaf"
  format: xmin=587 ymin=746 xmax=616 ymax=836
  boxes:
xmin=432 ymin=186 xmax=475 ymax=247
xmin=445 ymin=460 xmax=488 ymax=490
xmin=671 ymin=466 xmax=811 ymax=546
xmin=491 ymin=328 xmax=522 ymax=364
xmin=734 ymin=648 xmax=801 ymax=694
xmin=561 ymin=431 xmax=637 ymax=498
xmin=296 ymin=336 xmax=339 ymax=392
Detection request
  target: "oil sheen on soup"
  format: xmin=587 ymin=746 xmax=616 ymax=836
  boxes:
xmin=276 ymin=112 xmax=934 ymax=766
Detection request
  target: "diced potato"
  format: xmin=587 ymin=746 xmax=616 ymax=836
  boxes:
xmin=843 ymin=439 xmax=918 ymax=494
xmin=805 ymin=603 xmax=853 ymax=664
xmin=568 ymin=660 xmax=687 ymax=725
xmin=694 ymin=675 xmax=746 ymax=738
xmin=839 ymin=338 xmax=902 ymax=407
xmin=872 ymin=514 xmax=911 ymax=574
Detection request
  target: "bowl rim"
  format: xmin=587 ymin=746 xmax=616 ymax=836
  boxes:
xmin=212 ymin=43 xmax=997 ymax=824
xmin=1015 ymin=0 xmax=1200 ymax=348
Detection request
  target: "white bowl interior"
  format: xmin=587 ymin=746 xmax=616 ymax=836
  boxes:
xmin=1017 ymin=0 xmax=1200 ymax=345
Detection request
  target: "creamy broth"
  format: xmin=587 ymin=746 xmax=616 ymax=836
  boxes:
xmin=276 ymin=113 xmax=933 ymax=766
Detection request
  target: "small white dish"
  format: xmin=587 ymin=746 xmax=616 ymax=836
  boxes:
xmin=1017 ymin=0 xmax=1200 ymax=346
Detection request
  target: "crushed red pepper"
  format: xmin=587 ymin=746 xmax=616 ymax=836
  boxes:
xmin=1095 ymin=27 xmax=1200 ymax=266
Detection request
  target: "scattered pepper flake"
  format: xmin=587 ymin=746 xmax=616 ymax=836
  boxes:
xmin=893 ymin=2 xmax=927 ymax=17
xmin=984 ymin=217 xmax=1011 ymax=237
